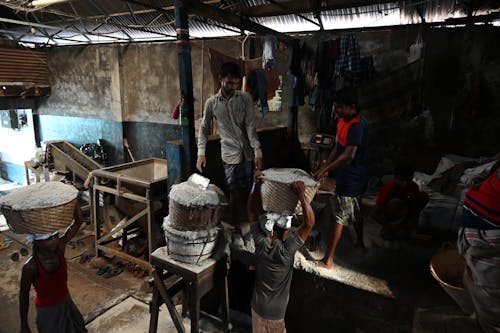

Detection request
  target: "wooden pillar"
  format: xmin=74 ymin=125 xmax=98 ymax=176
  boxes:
xmin=174 ymin=0 xmax=196 ymax=181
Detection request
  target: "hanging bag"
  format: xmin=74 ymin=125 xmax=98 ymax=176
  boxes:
xmin=409 ymin=31 xmax=424 ymax=63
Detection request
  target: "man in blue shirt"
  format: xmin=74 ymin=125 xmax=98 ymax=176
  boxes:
xmin=314 ymin=87 xmax=368 ymax=269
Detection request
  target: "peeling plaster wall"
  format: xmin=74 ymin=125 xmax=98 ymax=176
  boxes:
xmin=28 ymin=26 xmax=500 ymax=179
xmin=119 ymin=43 xmax=179 ymax=124
xmin=38 ymin=46 xmax=122 ymax=122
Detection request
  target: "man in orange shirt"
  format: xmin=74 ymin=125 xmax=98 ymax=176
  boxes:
xmin=314 ymin=87 xmax=368 ymax=268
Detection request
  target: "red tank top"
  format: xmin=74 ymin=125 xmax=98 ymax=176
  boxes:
xmin=33 ymin=248 xmax=69 ymax=307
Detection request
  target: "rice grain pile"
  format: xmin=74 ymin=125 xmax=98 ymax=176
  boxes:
xmin=169 ymin=183 xmax=225 ymax=207
xmin=262 ymin=168 xmax=318 ymax=186
xmin=0 ymin=182 xmax=78 ymax=210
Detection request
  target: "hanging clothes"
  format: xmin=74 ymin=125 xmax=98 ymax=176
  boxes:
xmin=316 ymin=39 xmax=340 ymax=89
xmin=245 ymin=57 xmax=280 ymax=100
xmin=247 ymin=69 xmax=269 ymax=116
xmin=262 ymin=35 xmax=278 ymax=70
xmin=335 ymin=33 xmax=361 ymax=76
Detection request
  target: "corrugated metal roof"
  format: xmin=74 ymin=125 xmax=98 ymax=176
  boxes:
xmin=0 ymin=0 xmax=498 ymax=46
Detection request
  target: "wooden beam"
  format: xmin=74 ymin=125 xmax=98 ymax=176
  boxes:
xmin=0 ymin=84 xmax=50 ymax=97
xmin=240 ymin=0 xmax=395 ymax=17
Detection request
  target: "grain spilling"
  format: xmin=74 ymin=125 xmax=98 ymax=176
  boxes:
xmin=0 ymin=182 xmax=78 ymax=210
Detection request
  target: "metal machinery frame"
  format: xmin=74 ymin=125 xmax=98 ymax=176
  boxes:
xmin=91 ymin=158 xmax=168 ymax=271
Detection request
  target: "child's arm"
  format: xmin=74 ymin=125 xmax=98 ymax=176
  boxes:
xmin=19 ymin=259 xmax=35 ymax=333
xmin=61 ymin=200 xmax=84 ymax=246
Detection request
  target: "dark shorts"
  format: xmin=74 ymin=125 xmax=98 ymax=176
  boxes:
xmin=223 ymin=161 xmax=254 ymax=191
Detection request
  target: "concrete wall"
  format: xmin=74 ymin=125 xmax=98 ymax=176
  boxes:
xmin=2 ymin=25 xmax=498 ymax=182
xmin=32 ymin=39 xmax=249 ymax=168
xmin=38 ymin=46 xmax=122 ymax=121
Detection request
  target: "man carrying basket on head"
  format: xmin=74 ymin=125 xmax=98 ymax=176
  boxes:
xmin=247 ymin=170 xmax=315 ymax=332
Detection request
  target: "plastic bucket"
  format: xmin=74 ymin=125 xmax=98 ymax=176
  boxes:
xmin=429 ymin=245 xmax=474 ymax=314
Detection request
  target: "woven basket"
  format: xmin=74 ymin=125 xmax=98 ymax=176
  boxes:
xmin=1 ymin=198 xmax=77 ymax=234
xmin=261 ymin=180 xmax=299 ymax=213
xmin=164 ymin=220 xmax=220 ymax=264
xmin=295 ymin=184 xmax=320 ymax=214
xmin=261 ymin=179 xmax=319 ymax=214
xmin=168 ymin=199 xmax=221 ymax=231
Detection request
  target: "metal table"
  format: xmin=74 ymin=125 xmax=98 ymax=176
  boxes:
xmin=92 ymin=158 xmax=168 ymax=271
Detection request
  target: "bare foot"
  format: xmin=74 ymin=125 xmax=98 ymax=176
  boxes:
xmin=317 ymin=259 xmax=334 ymax=269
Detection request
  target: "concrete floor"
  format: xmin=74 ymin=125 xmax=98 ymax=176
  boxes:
xmin=0 ymin=226 xmax=165 ymax=333
xmin=0 ymin=195 xmax=482 ymax=333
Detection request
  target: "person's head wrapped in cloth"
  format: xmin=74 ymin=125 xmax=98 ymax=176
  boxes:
xmin=260 ymin=211 xmax=294 ymax=240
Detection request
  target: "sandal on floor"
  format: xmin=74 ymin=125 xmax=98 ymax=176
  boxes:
xmin=103 ymin=267 xmax=123 ymax=278
xmin=97 ymin=264 xmax=113 ymax=276
xmin=10 ymin=252 xmax=19 ymax=262
xmin=79 ymin=253 xmax=95 ymax=264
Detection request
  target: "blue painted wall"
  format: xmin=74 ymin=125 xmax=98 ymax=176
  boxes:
xmin=123 ymin=122 xmax=181 ymax=161
xmin=38 ymin=114 xmax=124 ymax=165
xmin=0 ymin=162 xmax=25 ymax=184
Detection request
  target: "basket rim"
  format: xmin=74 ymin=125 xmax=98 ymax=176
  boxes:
xmin=169 ymin=199 xmax=221 ymax=209
xmin=0 ymin=197 xmax=78 ymax=212
xmin=429 ymin=263 xmax=464 ymax=291
xmin=260 ymin=176 xmax=319 ymax=187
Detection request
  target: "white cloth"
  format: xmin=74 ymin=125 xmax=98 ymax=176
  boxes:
xmin=260 ymin=212 xmax=293 ymax=236
xmin=27 ymin=231 xmax=59 ymax=244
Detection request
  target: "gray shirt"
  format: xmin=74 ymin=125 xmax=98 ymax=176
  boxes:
xmin=250 ymin=219 xmax=304 ymax=320
xmin=197 ymin=90 xmax=262 ymax=164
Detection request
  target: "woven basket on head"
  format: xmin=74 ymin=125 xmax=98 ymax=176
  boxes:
xmin=295 ymin=184 xmax=320 ymax=214
xmin=0 ymin=182 xmax=78 ymax=235
xmin=1 ymin=199 xmax=77 ymax=234
xmin=261 ymin=180 xmax=299 ymax=213
xmin=261 ymin=168 xmax=319 ymax=214
xmin=168 ymin=199 xmax=221 ymax=231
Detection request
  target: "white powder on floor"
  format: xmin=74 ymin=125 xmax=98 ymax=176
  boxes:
xmin=169 ymin=182 xmax=225 ymax=207
xmin=262 ymin=168 xmax=318 ymax=187
xmin=0 ymin=182 xmax=78 ymax=210
xmin=293 ymin=249 xmax=394 ymax=298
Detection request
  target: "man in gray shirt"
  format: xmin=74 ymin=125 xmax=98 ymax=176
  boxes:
xmin=197 ymin=62 xmax=263 ymax=238
xmin=247 ymin=171 xmax=315 ymax=332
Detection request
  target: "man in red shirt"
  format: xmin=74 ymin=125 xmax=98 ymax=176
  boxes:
xmin=372 ymin=163 xmax=428 ymax=239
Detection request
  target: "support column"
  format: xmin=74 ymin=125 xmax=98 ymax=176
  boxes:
xmin=174 ymin=0 xmax=196 ymax=180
